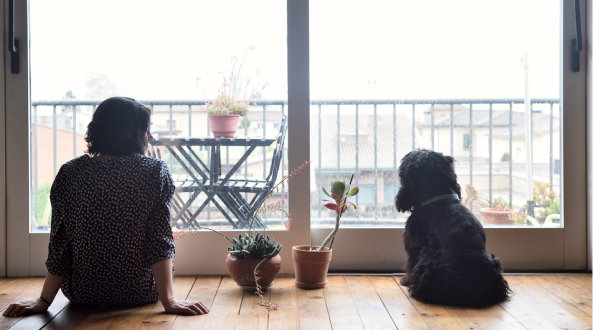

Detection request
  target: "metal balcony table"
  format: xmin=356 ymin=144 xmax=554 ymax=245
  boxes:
xmin=149 ymin=137 xmax=276 ymax=229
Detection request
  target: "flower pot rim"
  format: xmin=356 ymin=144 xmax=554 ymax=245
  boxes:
xmin=226 ymin=253 xmax=281 ymax=261
xmin=292 ymin=245 xmax=331 ymax=253
xmin=479 ymin=207 xmax=513 ymax=214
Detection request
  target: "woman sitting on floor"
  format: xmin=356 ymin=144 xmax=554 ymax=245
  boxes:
xmin=3 ymin=97 xmax=209 ymax=317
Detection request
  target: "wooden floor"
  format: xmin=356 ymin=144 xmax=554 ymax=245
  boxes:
xmin=0 ymin=275 xmax=590 ymax=330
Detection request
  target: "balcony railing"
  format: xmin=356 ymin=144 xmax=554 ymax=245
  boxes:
xmin=30 ymin=98 xmax=560 ymax=229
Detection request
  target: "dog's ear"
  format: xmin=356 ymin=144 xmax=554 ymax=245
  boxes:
xmin=395 ymin=151 xmax=419 ymax=213
xmin=395 ymin=185 xmax=413 ymax=213
xmin=445 ymin=155 xmax=462 ymax=199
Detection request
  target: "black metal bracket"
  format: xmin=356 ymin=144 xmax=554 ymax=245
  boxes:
xmin=9 ymin=0 xmax=20 ymax=74
xmin=571 ymin=0 xmax=582 ymax=72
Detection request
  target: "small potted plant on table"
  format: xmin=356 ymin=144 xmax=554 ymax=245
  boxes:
xmin=292 ymin=175 xmax=358 ymax=289
xmin=198 ymin=46 xmax=267 ymax=138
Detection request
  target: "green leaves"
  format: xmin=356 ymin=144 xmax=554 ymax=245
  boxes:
xmin=331 ymin=181 xmax=346 ymax=197
xmin=347 ymin=187 xmax=359 ymax=197
xmin=322 ymin=178 xmax=360 ymax=214
xmin=228 ymin=233 xmax=282 ymax=259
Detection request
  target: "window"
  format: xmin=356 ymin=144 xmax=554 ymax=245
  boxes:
xmin=463 ymin=134 xmax=471 ymax=150
xmin=29 ymin=0 xmax=288 ymax=232
xmin=310 ymin=0 xmax=561 ymax=228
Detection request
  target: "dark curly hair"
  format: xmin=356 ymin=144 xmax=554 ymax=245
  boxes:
xmin=85 ymin=97 xmax=151 ymax=156
xmin=395 ymin=149 xmax=462 ymax=213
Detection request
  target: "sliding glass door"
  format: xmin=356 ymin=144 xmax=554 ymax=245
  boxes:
xmin=3 ymin=0 xmax=587 ymax=276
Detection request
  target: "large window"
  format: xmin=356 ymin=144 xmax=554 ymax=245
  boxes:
xmin=29 ymin=0 xmax=287 ymax=232
xmin=5 ymin=0 xmax=586 ymax=275
xmin=310 ymin=0 xmax=561 ymax=228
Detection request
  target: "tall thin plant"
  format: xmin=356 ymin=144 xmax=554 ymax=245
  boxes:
xmin=317 ymin=174 xmax=359 ymax=251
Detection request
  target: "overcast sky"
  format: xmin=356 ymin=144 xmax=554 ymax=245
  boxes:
xmin=30 ymin=0 xmax=559 ymax=101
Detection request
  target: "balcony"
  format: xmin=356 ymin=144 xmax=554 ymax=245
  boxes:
xmin=30 ymin=98 xmax=560 ymax=230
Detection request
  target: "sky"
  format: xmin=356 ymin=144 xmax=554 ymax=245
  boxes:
xmin=30 ymin=0 xmax=560 ymax=102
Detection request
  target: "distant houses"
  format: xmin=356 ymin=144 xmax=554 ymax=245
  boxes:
xmin=419 ymin=104 xmax=560 ymax=164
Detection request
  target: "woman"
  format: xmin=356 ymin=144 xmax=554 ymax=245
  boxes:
xmin=3 ymin=97 xmax=208 ymax=316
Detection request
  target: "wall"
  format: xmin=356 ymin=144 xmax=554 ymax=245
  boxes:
xmin=32 ymin=126 xmax=86 ymax=184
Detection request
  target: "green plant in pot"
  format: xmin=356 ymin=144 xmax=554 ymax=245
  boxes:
xmin=507 ymin=182 xmax=559 ymax=226
xmin=174 ymin=161 xmax=310 ymax=309
xmin=479 ymin=196 xmax=515 ymax=225
xmin=197 ymin=46 xmax=267 ymax=138
xmin=532 ymin=182 xmax=560 ymax=226
xmin=293 ymin=175 xmax=358 ymax=289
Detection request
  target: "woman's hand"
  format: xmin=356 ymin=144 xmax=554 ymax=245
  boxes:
xmin=2 ymin=299 xmax=49 ymax=317
xmin=162 ymin=298 xmax=209 ymax=315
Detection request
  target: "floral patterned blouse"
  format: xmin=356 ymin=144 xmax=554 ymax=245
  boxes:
xmin=46 ymin=154 xmax=175 ymax=306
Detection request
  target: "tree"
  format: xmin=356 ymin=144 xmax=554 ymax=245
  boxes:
xmin=85 ymin=72 xmax=120 ymax=100
xmin=60 ymin=90 xmax=76 ymax=112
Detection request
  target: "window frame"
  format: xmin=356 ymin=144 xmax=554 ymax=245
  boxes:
xmin=2 ymin=0 xmax=589 ymax=276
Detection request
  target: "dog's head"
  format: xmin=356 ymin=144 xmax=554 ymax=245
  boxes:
xmin=395 ymin=149 xmax=461 ymax=213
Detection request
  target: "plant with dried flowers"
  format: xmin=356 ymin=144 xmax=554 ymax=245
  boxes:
xmin=196 ymin=45 xmax=268 ymax=116
xmin=174 ymin=161 xmax=310 ymax=310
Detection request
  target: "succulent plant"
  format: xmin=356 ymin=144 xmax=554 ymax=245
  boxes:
xmin=207 ymin=94 xmax=249 ymax=116
xmin=228 ymin=232 xmax=282 ymax=259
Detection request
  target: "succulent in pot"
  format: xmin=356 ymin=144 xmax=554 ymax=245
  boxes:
xmin=224 ymin=232 xmax=282 ymax=289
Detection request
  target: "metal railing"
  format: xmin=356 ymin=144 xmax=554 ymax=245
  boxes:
xmin=311 ymin=98 xmax=560 ymax=222
xmin=30 ymin=98 xmax=560 ymax=228
xmin=30 ymin=100 xmax=287 ymax=229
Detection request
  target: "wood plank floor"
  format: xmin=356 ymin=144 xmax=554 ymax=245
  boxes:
xmin=0 ymin=275 xmax=590 ymax=330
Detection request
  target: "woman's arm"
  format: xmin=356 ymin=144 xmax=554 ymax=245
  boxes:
xmin=151 ymin=258 xmax=209 ymax=315
xmin=2 ymin=272 xmax=64 ymax=317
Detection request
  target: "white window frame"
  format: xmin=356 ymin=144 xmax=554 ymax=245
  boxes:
xmin=1 ymin=0 xmax=589 ymax=276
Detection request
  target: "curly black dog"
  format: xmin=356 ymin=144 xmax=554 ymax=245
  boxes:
xmin=396 ymin=149 xmax=510 ymax=307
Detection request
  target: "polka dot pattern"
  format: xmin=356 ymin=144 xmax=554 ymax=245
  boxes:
xmin=46 ymin=154 xmax=175 ymax=306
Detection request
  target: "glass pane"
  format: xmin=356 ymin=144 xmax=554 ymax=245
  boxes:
xmin=30 ymin=0 xmax=287 ymax=232
xmin=310 ymin=0 xmax=561 ymax=228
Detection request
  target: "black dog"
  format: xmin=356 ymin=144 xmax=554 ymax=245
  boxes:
xmin=395 ymin=149 xmax=510 ymax=307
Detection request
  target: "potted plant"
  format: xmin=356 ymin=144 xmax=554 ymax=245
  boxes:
xmin=503 ymin=182 xmax=559 ymax=226
xmin=174 ymin=161 xmax=310 ymax=309
xmin=292 ymin=175 xmax=358 ymax=289
xmin=197 ymin=46 xmax=268 ymax=138
xmin=479 ymin=196 xmax=515 ymax=225
xmin=532 ymin=182 xmax=560 ymax=226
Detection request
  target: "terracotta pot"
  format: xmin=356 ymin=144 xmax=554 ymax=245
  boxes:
xmin=292 ymin=245 xmax=332 ymax=289
xmin=226 ymin=254 xmax=281 ymax=288
xmin=208 ymin=114 xmax=240 ymax=138
xmin=479 ymin=208 xmax=514 ymax=225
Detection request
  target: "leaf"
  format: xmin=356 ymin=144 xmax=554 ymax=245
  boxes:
xmin=232 ymin=238 xmax=241 ymax=247
xmin=347 ymin=187 xmax=359 ymax=196
xmin=341 ymin=205 xmax=347 ymax=213
xmin=331 ymin=193 xmax=342 ymax=203
xmin=321 ymin=186 xmax=332 ymax=198
xmin=332 ymin=181 xmax=346 ymax=192
xmin=324 ymin=203 xmax=340 ymax=212
xmin=331 ymin=186 xmax=344 ymax=197
xmin=347 ymin=201 xmax=357 ymax=209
